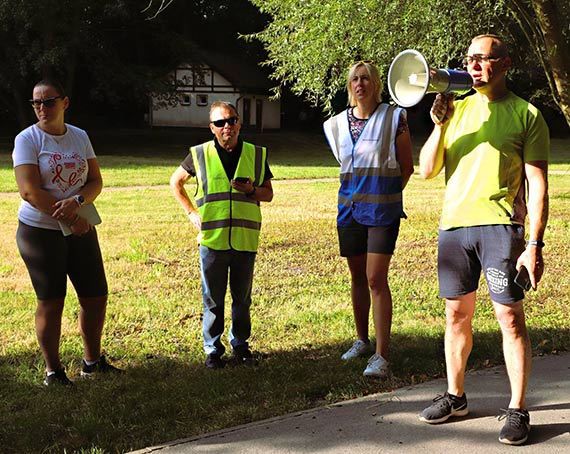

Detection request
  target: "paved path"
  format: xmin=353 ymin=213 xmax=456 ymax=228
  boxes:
xmin=132 ymin=352 xmax=570 ymax=453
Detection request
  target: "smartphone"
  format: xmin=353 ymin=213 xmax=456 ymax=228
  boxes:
xmin=234 ymin=177 xmax=249 ymax=183
xmin=514 ymin=266 xmax=531 ymax=291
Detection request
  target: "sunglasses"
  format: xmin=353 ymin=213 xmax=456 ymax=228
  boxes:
xmin=349 ymin=60 xmax=376 ymax=69
xmin=29 ymin=96 xmax=64 ymax=109
xmin=210 ymin=117 xmax=239 ymax=127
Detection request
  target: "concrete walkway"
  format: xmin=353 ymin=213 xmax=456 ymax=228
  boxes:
xmin=132 ymin=352 xmax=570 ymax=453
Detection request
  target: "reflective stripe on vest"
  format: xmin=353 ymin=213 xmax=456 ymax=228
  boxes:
xmin=191 ymin=141 xmax=265 ymax=252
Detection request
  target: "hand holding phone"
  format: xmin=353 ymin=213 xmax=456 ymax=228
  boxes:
xmin=514 ymin=266 xmax=531 ymax=291
xmin=234 ymin=177 xmax=250 ymax=183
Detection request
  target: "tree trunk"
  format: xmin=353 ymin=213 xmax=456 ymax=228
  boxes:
xmin=531 ymin=0 xmax=570 ymax=128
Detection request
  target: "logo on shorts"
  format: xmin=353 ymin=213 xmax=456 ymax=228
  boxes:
xmin=486 ymin=267 xmax=508 ymax=294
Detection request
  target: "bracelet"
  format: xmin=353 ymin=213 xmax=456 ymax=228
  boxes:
xmin=526 ymin=240 xmax=545 ymax=248
xmin=247 ymin=186 xmax=257 ymax=197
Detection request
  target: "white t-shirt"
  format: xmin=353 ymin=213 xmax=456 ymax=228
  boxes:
xmin=12 ymin=123 xmax=96 ymax=230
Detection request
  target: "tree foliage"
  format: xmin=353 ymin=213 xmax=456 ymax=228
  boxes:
xmin=249 ymin=0 xmax=569 ymax=127
xmin=0 ymin=0 xmax=185 ymax=129
xmin=0 ymin=1 xmax=268 ymax=131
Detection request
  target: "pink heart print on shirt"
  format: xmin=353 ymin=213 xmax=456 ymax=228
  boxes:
xmin=49 ymin=152 xmax=87 ymax=193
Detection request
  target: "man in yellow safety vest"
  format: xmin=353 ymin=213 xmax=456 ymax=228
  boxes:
xmin=171 ymin=101 xmax=274 ymax=369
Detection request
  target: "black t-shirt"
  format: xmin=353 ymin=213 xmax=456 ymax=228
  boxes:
xmin=181 ymin=138 xmax=273 ymax=182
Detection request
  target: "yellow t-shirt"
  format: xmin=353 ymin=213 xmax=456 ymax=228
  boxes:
xmin=441 ymin=92 xmax=549 ymax=230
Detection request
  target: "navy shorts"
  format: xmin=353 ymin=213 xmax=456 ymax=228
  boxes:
xmin=438 ymin=224 xmax=525 ymax=304
xmin=337 ymin=219 xmax=400 ymax=257
xmin=16 ymin=221 xmax=108 ymax=300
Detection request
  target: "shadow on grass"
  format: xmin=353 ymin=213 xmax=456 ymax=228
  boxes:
xmin=0 ymin=327 xmax=568 ymax=454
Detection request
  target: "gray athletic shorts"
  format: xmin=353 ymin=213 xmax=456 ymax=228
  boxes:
xmin=337 ymin=219 xmax=400 ymax=257
xmin=438 ymin=224 xmax=525 ymax=304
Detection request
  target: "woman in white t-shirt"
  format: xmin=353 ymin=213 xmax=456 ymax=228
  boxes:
xmin=13 ymin=79 xmax=120 ymax=386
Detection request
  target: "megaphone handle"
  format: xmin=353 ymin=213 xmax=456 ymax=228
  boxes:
xmin=431 ymin=93 xmax=455 ymax=124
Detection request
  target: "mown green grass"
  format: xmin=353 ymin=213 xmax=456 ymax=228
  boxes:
xmin=0 ymin=129 xmax=569 ymax=453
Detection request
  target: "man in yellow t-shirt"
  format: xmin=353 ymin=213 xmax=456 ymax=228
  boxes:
xmin=418 ymin=35 xmax=549 ymax=446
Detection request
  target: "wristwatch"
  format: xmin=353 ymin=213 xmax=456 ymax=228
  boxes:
xmin=73 ymin=194 xmax=85 ymax=207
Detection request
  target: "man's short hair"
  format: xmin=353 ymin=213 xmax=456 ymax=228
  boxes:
xmin=209 ymin=101 xmax=238 ymax=119
xmin=472 ymin=34 xmax=509 ymax=58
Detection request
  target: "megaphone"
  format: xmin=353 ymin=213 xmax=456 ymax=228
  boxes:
xmin=388 ymin=49 xmax=473 ymax=107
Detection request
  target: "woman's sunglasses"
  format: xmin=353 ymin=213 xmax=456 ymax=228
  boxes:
xmin=210 ymin=117 xmax=239 ymax=127
xmin=29 ymin=96 xmax=64 ymax=109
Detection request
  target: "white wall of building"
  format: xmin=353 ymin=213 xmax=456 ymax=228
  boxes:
xmin=150 ymin=65 xmax=281 ymax=129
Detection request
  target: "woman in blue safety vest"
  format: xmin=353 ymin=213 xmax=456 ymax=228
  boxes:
xmin=323 ymin=61 xmax=414 ymax=378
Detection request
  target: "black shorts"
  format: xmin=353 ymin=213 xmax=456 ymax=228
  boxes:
xmin=16 ymin=221 xmax=108 ymax=300
xmin=337 ymin=219 xmax=400 ymax=257
xmin=438 ymin=224 xmax=525 ymax=304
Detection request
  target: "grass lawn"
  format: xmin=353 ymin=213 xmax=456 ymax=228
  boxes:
xmin=0 ymin=128 xmax=569 ymax=453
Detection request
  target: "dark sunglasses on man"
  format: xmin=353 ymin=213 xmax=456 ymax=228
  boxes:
xmin=29 ymin=96 xmax=64 ymax=109
xmin=211 ymin=117 xmax=239 ymax=128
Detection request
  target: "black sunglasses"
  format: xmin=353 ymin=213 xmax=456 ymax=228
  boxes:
xmin=29 ymin=96 xmax=64 ymax=109
xmin=211 ymin=117 xmax=239 ymax=127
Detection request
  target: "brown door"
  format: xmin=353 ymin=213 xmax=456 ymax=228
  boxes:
xmin=256 ymin=99 xmax=263 ymax=131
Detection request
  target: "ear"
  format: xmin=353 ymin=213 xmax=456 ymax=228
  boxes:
xmin=63 ymin=96 xmax=70 ymax=111
xmin=501 ymin=56 xmax=511 ymax=72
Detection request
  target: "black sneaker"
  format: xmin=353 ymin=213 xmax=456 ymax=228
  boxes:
xmin=81 ymin=355 xmax=122 ymax=377
xmin=419 ymin=391 xmax=469 ymax=424
xmin=43 ymin=368 xmax=74 ymax=387
xmin=498 ymin=408 xmax=530 ymax=445
xmin=232 ymin=347 xmax=258 ymax=366
xmin=205 ymin=353 xmax=225 ymax=369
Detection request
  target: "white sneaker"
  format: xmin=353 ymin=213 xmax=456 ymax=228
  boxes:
xmin=341 ymin=340 xmax=373 ymax=360
xmin=363 ymin=353 xmax=390 ymax=378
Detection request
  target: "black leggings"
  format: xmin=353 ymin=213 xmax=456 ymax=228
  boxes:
xmin=16 ymin=221 xmax=108 ymax=300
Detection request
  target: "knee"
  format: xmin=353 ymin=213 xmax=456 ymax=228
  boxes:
xmin=36 ymin=299 xmax=65 ymax=317
xmin=79 ymin=295 xmax=108 ymax=311
xmin=496 ymin=307 xmax=527 ymax=336
xmin=446 ymin=306 xmax=473 ymax=327
xmin=367 ymin=275 xmax=389 ymax=293
xmin=351 ymin=272 xmax=368 ymax=288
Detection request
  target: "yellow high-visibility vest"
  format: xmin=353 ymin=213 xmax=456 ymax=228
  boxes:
xmin=191 ymin=140 xmax=266 ymax=252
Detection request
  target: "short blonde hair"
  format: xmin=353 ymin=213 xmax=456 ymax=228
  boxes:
xmin=347 ymin=62 xmax=383 ymax=107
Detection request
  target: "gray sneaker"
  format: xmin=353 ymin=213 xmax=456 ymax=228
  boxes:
xmin=341 ymin=340 xmax=373 ymax=360
xmin=363 ymin=353 xmax=390 ymax=378
xmin=498 ymin=408 xmax=530 ymax=445
xmin=419 ymin=392 xmax=469 ymax=424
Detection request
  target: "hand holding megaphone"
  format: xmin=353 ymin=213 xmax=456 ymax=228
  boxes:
xmin=388 ymin=50 xmax=473 ymax=108
xmin=430 ymin=93 xmax=455 ymax=125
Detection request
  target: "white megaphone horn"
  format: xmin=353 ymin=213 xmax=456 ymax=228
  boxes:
xmin=388 ymin=49 xmax=473 ymax=107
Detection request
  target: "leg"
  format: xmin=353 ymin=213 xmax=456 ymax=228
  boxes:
xmin=228 ymin=251 xmax=256 ymax=350
xmin=36 ymin=298 xmax=65 ymax=372
xmin=346 ymin=254 xmax=371 ymax=342
xmin=366 ymin=253 xmax=393 ymax=358
xmin=419 ymin=292 xmax=474 ymax=423
xmin=493 ymin=300 xmax=531 ymax=409
xmin=200 ymin=246 xmax=230 ymax=355
xmin=445 ymin=292 xmax=476 ymax=396
xmin=78 ymin=295 xmax=107 ymax=362
xmin=66 ymin=228 xmax=109 ymax=363
xmin=16 ymin=223 xmax=68 ymax=372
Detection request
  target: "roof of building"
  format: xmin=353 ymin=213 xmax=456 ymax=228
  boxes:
xmin=191 ymin=48 xmax=274 ymax=94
